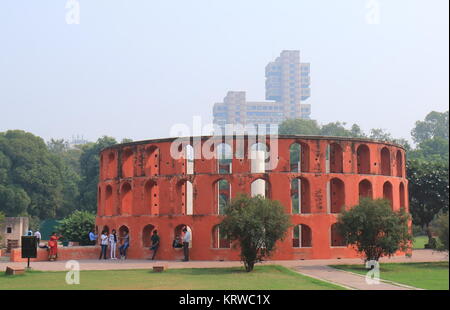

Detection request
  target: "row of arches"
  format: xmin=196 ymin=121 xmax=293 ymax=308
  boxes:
xmin=101 ymin=142 xmax=405 ymax=180
xmin=99 ymin=223 xmax=346 ymax=250
xmin=99 ymin=177 xmax=407 ymax=216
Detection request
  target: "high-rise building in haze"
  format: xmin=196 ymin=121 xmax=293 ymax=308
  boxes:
xmin=213 ymin=50 xmax=311 ymax=128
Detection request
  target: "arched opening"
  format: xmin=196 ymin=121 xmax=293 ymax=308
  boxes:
xmin=175 ymin=224 xmax=192 ymax=248
xmin=358 ymin=179 xmax=373 ymax=200
xmin=185 ymin=144 xmax=195 ymax=175
xmin=105 ymin=185 xmax=113 ymax=216
xmin=177 ymin=180 xmax=193 ymax=215
xmin=380 ymin=147 xmax=391 ymax=176
xmin=142 ymin=224 xmax=155 ymax=247
xmin=292 ymin=224 xmax=312 ymax=248
xmin=102 ymin=225 xmax=110 ymax=234
xmin=289 ymin=142 xmax=309 ymax=172
xmin=107 ymin=152 xmax=116 ymax=179
xmin=291 ymin=178 xmax=311 ymax=214
xmin=212 ymin=225 xmax=230 ymax=249
xmin=120 ymin=182 xmax=132 ymax=215
xmin=357 ymin=144 xmax=371 ymax=174
xmin=328 ymin=143 xmax=343 ymax=173
xmin=215 ymin=179 xmax=230 ymax=215
xmin=396 ymin=150 xmax=403 ymax=177
xmin=144 ymin=180 xmax=159 ymax=215
xmin=250 ymin=142 xmax=269 ymax=173
xmin=331 ymin=223 xmax=345 ymax=247
xmin=121 ymin=149 xmax=134 ymax=178
xmin=329 ymin=178 xmax=345 ymax=214
xmin=217 ymin=143 xmax=232 ymax=174
xmin=144 ymin=146 xmax=159 ymax=176
xmin=98 ymin=187 xmax=102 ymax=215
xmin=383 ymin=181 xmax=394 ymax=209
xmin=251 ymin=178 xmax=270 ymax=198
xmin=399 ymin=182 xmax=406 ymax=208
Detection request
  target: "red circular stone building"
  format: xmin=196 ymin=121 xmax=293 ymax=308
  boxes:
xmin=96 ymin=135 xmax=408 ymax=260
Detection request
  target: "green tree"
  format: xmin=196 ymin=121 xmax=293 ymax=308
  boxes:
xmin=336 ymin=198 xmax=411 ymax=262
xmin=220 ymin=194 xmax=291 ymax=272
xmin=320 ymin=122 xmax=354 ymax=137
xmin=57 ymin=210 xmax=96 ymax=245
xmin=279 ymin=119 xmax=321 ymax=135
xmin=411 ymin=110 xmax=449 ymax=145
xmin=78 ymin=136 xmax=117 ymax=212
xmin=408 ymin=159 xmax=449 ymax=247
xmin=0 ymin=130 xmax=67 ymax=219
xmin=0 ymin=211 xmax=4 ymax=244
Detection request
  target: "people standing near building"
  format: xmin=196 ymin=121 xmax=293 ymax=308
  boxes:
xmin=48 ymin=232 xmax=62 ymax=261
xmin=109 ymin=229 xmax=117 ymax=259
xmin=119 ymin=230 xmax=130 ymax=259
xmin=34 ymin=230 xmax=41 ymax=246
xmin=182 ymin=226 xmax=191 ymax=262
xmin=99 ymin=230 xmax=109 ymax=260
xmin=149 ymin=230 xmax=160 ymax=260
xmin=89 ymin=230 xmax=98 ymax=245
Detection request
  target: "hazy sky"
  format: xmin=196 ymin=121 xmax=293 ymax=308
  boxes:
xmin=0 ymin=0 xmax=448 ymax=143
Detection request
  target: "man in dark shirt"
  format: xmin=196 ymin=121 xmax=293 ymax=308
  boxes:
xmin=150 ymin=230 xmax=160 ymax=260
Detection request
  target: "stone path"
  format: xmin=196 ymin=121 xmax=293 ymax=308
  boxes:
xmin=0 ymin=249 xmax=447 ymax=290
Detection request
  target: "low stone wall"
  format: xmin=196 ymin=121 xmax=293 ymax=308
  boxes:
xmin=10 ymin=246 xmax=100 ymax=262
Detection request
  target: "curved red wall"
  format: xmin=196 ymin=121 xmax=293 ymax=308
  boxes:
xmin=96 ymin=135 xmax=409 ymax=260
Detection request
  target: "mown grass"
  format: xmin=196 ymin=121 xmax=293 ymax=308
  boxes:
xmin=0 ymin=265 xmax=345 ymax=290
xmin=331 ymin=261 xmax=449 ymax=290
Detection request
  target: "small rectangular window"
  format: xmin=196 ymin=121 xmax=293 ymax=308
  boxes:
xmin=6 ymin=227 xmax=12 ymax=234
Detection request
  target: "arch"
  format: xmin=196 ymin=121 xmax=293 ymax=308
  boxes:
xmin=98 ymin=187 xmax=102 ymax=215
xmin=331 ymin=223 xmax=345 ymax=247
xmin=107 ymin=151 xmax=116 ymax=179
xmin=144 ymin=145 xmax=159 ymax=176
xmin=177 ymin=180 xmax=193 ymax=215
xmin=289 ymin=142 xmax=309 ymax=172
xmin=291 ymin=178 xmax=311 ymax=214
xmin=251 ymin=178 xmax=270 ymax=198
xmin=329 ymin=178 xmax=345 ymax=214
xmin=383 ymin=181 xmax=394 ymax=209
xmin=380 ymin=147 xmax=391 ymax=176
xmin=250 ymin=142 xmax=269 ymax=173
xmin=358 ymin=179 xmax=373 ymax=200
xmin=328 ymin=143 xmax=343 ymax=173
xmin=105 ymin=185 xmax=113 ymax=216
xmin=396 ymin=150 xmax=403 ymax=177
xmin=399 ymin=182 xmax=406 ymax=208
xmin=214 ymin=179 xmax=230 ymax=215
xmin=121 ymin=149 xmax=134 ymax=178
xmin=120 ymin=182 xmax=132 ymax=215
xmin=357 ymin=144 xmax=370 ymax=174
xmin=212 ymin=225 xmax=230 ymax=249
xmin=144 ymin=180 xmax=159 ymax=215
xmin=142 ymin=224 xmax=155 ymax=247
xmin=217 ymin=143 xmax=233 ymax=174
xmin=292 ymin=224 xmax=312 ymax=248
xmin=102 ymin=225 xmax=110 ymax=234
xmin=175 ymin=224 xmax=192 ymax=248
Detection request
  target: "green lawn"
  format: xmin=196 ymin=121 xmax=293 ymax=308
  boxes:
xmin=331 ymin=262 xmax=449 ymax=290
xmin=0 ymin=265 xmax=345 ymax=290
xmin=413 ymin=235 xmax=429 ymax=249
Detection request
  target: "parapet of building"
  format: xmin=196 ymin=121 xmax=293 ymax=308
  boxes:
xmin=96 ymin=135 xmax=408 ymax=261
xmin=0 ymin=217 xmax=29 ymax=250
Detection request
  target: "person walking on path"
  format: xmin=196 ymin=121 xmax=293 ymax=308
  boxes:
xmin=182 ymin=227 xmax=191 ymax=262
xmin=119 ymin=230 xmax=130 ymax=259
xmin=34 ymin=230 xmax=41 ymax=246
xmin=89 ymin=230 xmax=98 ymax=245
xmin=109 ymin=229 xmax=117 ymax=259
xmin=48 ymin=232 xmax=62 ymax=261
xmin=99 ymin=230 xmax=109 ymax=260
xmin=149 ymin=230 xmax=160 ymax=260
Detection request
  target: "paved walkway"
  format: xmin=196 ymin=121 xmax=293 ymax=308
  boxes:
xmin=0 ymin=250 xmax=447 ymax=290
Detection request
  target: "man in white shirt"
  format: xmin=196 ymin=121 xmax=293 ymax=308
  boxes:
xmin=182 ymin=227 xmax=191 ymax=262
xmin=99 ymin=231 xmax=109 ymax=260
xmin=34 ymin=231 xmax=41 ymax=246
